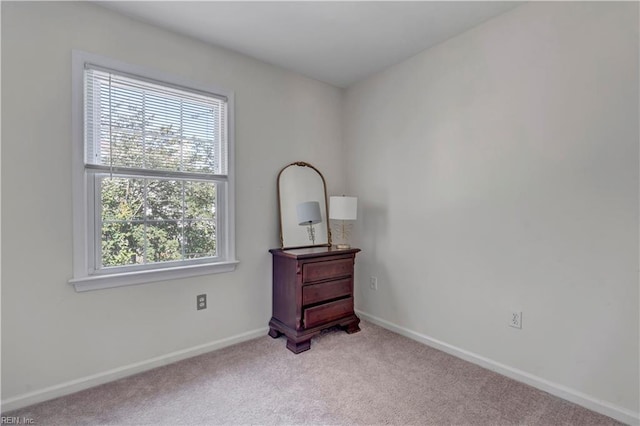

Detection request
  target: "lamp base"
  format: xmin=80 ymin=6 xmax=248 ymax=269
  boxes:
xmin=335 ymin=243 xmax=351 ymax=250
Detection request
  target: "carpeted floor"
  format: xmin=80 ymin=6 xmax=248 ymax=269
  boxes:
xmin=3 ymin=321 xmax=622 ymax=425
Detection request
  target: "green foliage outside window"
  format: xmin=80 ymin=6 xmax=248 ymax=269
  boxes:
xmin=96 ymin=96 xmax=219 ymax=268
xmin=100 ymin=178 xmax=216 ymax=267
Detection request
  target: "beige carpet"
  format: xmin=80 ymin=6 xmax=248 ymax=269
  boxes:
xmin=3 ymin=321 xmax=622 ymax=425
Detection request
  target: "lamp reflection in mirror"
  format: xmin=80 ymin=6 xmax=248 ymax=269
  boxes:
xmin=297 ymin=201 xmax=322 ymax=245
xmin=329 ymin=196 xmax=357 ymax=249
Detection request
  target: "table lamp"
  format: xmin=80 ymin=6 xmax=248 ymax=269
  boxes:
xmin=297 ymin=201 xmax=322 ymax=245
xmin=329 ymin=196 xmax=357 ymax=249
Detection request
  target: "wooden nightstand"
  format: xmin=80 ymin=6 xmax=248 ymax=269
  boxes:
xmin=268 ymin=247 xmax=361 ymax=353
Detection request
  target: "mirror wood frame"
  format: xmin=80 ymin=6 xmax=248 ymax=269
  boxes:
xmin=277 ymin=161 xmax=332 ymax=249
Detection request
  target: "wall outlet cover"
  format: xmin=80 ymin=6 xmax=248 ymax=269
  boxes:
xmin=369 ymin=276 xmax=378 ymax=290
xmin=510 ymin=311 xmax=522 ymax=329
xmin=197 ymin=294 xmax=207 ymax=310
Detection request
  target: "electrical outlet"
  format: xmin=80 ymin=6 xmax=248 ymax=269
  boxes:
xmin=509 ymin=311 xmax=522 ymax=329
xmin=197 ymin=294 xmax=207 ymax=310
xmin=369 ymin=276 xmax=378 ymax=290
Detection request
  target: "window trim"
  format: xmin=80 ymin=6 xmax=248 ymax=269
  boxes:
xmin=70 ymin=50 xmax=237 ymax=292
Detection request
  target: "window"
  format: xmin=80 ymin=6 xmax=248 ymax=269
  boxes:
xmin=70 ymin=51 xmax=237 ymax=291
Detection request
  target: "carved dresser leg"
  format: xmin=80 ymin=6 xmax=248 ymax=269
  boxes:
xmin=345 ymin=320 xmax=361 ymax=334
xmin=286 ymin=338 xmax=311 ymax=354
xmin=268 ymin=327 xmax=282 ymax=338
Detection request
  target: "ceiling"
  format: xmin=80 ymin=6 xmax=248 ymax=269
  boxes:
xmin=96 ymin=1 xmax=522 ymax=88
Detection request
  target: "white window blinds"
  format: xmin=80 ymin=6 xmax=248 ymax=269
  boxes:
xmin=84 ymin=65 xmax=228 ymax=177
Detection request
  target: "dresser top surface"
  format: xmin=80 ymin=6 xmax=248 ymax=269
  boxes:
xmin=270 ymin=246 xmax=360 ymax=259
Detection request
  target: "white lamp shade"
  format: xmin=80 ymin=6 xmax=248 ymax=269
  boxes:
xmin=297 ymin=201 xmax=322 ymax=225
xmin=329 ymin=196 xmax=357 ymax=221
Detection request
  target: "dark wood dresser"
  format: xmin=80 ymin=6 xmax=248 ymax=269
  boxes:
xmin=268 ymin=247 xmax=361 ymax=353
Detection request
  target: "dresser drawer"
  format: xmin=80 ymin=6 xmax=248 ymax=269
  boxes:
xmin=303 ymin=297 xmax=353 ymax=328
xmin=302 ymin=258 xmax=352 ymax=283
xmin=302 ymin=278 xmax=351 ymax=306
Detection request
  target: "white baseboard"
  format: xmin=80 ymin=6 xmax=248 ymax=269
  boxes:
xmin=356 ymin=310 xmax=639 ymax=426
xmin=1 ymin=327 xmax=269 ymax=413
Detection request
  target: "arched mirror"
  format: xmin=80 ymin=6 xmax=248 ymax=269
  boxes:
xmin=277 ymin=161 xmax=331 ymax=249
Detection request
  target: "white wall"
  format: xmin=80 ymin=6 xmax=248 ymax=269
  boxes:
xmin=345 ymin=1 xmax=639 ymax=419
xmin=1 ymin=1 xmax=345 ymax=405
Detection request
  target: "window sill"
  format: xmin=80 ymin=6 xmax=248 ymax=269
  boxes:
xmin=69 ymin=260 xmax=239 ymax=292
